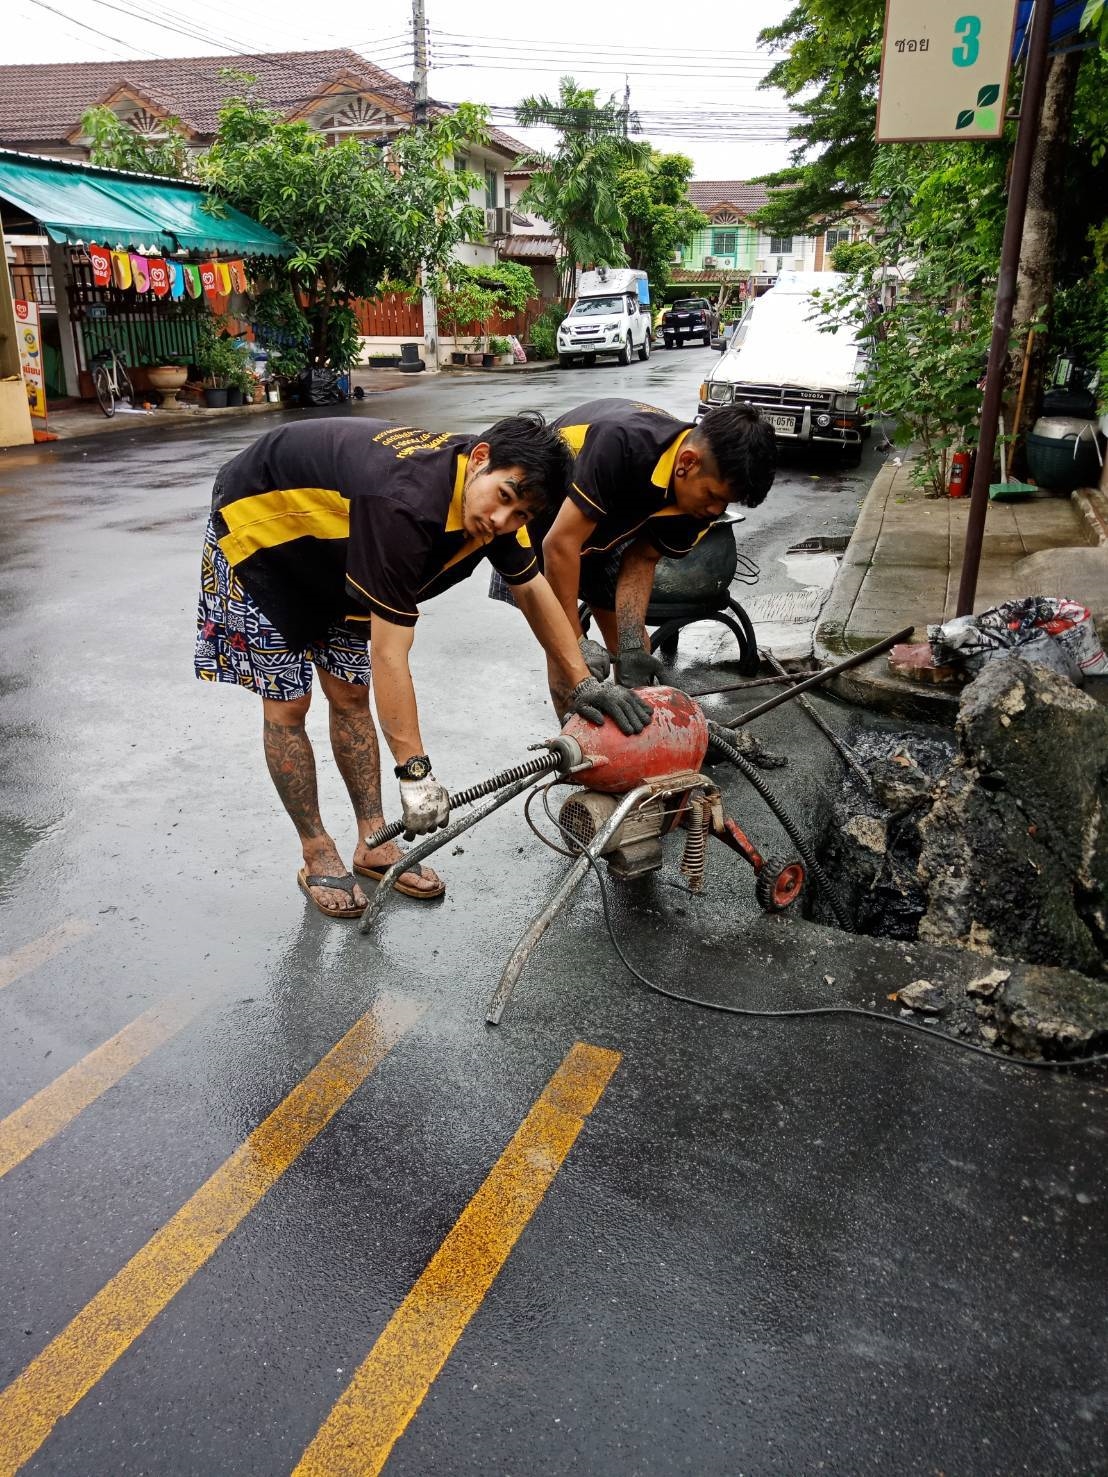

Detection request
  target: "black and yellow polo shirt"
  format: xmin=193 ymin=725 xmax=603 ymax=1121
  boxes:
xmin=550 ymin=398 xmax=713 ymax=558
xmin=212 ymin=418 xmax=538 ymax=646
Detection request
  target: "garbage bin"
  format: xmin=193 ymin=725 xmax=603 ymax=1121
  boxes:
xmin=398 ymin=343 xmax=425 ymax=374
xmin=1025 ymin=416 xmax=1103 ymax=491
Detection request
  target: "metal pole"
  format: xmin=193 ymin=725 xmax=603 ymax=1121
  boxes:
xmin=955 ymin=0 xmax=1055 ymax=617
xmin=724 ymin=626 xmax=914 ymax=729
xmin=759 ymin=648 xmax=873 ymax=788
xmin=485 ymin=785 xmax=654 ymax=1025
xmin=412 ymin=0 xmax=440 ymax=372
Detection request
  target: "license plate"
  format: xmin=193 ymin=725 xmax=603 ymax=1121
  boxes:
xmin=767 ymin=413 xmax=799 ymax=435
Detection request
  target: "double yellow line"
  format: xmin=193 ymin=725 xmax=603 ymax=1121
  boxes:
xmin=0 ymin=961 xmax=619 ymax=1476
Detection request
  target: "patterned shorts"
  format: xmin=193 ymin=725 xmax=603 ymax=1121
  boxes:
xmin=194 ymin=516 xmax=370 ymax=700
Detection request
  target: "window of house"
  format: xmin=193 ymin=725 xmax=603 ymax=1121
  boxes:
xmin=769 ymin=235 xmax=794 ymax=255
xmin=825 ymin=228 xmax=852 ymax=250
xmin=455 ymin=152 xmax=469 ymax=174
xmin=485 ymin=168 xmax=498 ymax=208
xmin=711 ymin=230 xmax=737 ymax=257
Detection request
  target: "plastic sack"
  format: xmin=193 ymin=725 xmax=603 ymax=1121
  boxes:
xmin=509 ymin=334 xmax=527 ymax=364
xmin=297 ymin=367 xmax=346 ymax=406
xmin=928 ymin=596 xmax=1107 ymax=683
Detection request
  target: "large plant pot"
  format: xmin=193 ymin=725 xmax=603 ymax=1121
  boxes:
xmin=203 ymin=387 xmax=229 ymax=408
xmin=466 ymin=352 xmax=484 ymax=367
xmin=451 ymin=352 xmax=467 ymax=365
xmin=145 ymin=365 xmax=188 ymax=392
xmin=225 ymin=386 xmax=245 ymax=407
xmin=1026 ymin=417 xmax=1102 ymax=491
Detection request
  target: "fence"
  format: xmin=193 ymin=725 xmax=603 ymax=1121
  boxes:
xmin=354 ymin=292 xmax=551 ymax=345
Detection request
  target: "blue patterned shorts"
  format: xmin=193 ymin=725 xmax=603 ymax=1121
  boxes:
xmin=194 ymin=516 xmax=370 ymax=700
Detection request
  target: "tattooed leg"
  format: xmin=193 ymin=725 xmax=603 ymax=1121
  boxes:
xmin=315 ymin=668 xmax=443 ymax=896
xmin=262 ymin=693 xmax=366 ymax=914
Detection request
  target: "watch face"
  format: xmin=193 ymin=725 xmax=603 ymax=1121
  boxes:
xmin=405 ymin=756 xmax=431 ymax=780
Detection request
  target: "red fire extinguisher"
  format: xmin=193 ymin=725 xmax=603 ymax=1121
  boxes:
xmin=948 ymin=450 xmax=972 ymax=498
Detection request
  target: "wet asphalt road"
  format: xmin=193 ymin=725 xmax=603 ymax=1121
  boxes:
xmin=1 ymin=348 xmax=1107 ymax=1475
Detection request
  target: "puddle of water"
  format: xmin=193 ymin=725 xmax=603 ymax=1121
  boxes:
xmin=780 ymin=551 xmax=841 ymax=588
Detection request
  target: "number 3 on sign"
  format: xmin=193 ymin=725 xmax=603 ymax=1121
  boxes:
xmin=953 ymin=14 xmax=982 ymax=66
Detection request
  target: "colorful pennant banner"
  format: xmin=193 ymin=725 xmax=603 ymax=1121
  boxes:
xmin=86 ymin=245 xmax=249 ymax=306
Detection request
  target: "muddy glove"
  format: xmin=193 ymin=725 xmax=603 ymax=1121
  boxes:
xmin=578 ymin=635 xmax=612 ymax=681
xmin=567 ymin=677 xmax=652 ymax=735
xmin=397 ymin=762 xmax=451 ymax=840
xmin=615 ymin=645 xmax=666 ymax=688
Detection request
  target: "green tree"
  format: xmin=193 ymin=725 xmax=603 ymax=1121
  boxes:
xmin=514 ymin=78 xmax=652 ymax=300
xmin=753 ymin=0 xmax=884 ymax=236
xmin=614 ymin=150 xmax=707 ymax=298
xmin=431 ymin=261 xmax=535 ymax=351
xmin=199 ymin=79 xmax=489 ymax=366
xmin=81 ymin=105 xmax=192 ymax=178
xmin=829 ymin=240 xmax=879 ymax=274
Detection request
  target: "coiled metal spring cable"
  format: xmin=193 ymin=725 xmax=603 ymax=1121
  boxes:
xmin=363 ymin=751 xmax=562 ymax=850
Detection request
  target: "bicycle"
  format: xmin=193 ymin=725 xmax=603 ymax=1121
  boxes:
xmin=90 ymin=345 xmax=134 ymax=418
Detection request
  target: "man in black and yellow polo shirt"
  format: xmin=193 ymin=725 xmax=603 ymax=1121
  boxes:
xmin=195 ymin=413 xmax=650 ymax=919
xmin=534 ymin=398 xmax=775 ymax=686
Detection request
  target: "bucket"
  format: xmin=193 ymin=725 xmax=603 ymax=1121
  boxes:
xmin=1026 ymin=417 xmax=1102 ymax=491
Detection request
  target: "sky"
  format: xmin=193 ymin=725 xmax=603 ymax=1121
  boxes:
xmin=7 ymin=0 xmax=798 ymax=181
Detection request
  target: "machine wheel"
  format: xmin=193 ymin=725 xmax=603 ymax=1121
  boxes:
xmin=93 ymin=364 xmax=115 ymax=417
xmin=638 ymin=333 xmax=651 ymax=362
xmin=617 ymin=336 xmax=633 ymax=366
xmin=117 ymin=368 xmax=135 ymax=409
xmin=755 ymin=857 xmax=806 ymax=912
xmin=558 ymin=354 xmax=573 ymax=369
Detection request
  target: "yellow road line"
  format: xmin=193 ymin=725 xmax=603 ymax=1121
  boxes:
xmin=0 ymin=920 xmax=92 ymax=992
xmin=0 ymin=998 xmax=200 ymax=1181
xmin=0 ymin=994 xmax=424 ymax=1477
xmin=293 ymin=1039 xmax=621 ymax=1477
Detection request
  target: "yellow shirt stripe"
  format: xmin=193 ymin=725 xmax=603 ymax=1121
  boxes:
xmin=650 ymin=429 xmax=692 ymax=489
xmin=217 ymin=487 xmax=350 ymax=566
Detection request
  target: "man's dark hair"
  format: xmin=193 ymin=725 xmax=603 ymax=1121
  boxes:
xmin=477 ymin=410 xmax=573 ymax=511
xmin=692 ymin=404 xmax=776 ymax=508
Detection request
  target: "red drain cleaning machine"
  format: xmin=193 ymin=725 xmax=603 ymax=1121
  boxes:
xmin=359 ymin=687 xmax=812 ymax=1024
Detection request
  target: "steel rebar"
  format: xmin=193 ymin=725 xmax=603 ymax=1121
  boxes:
xmin=726 ymin=627 xmax=915 ymax=729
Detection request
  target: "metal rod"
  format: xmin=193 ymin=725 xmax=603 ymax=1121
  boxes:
xmin=359 ymin=771 xmax=546 ymax=934
xmin=688 ymin=672 xmax=813 ymax=698
xmin=955 ymin=0 xmax=1055 ymax=616
xmin=759 ymin=649 xmax=873 ymax=789
xmin=725 ymin=627 xmax=914 ymax=729
xmin=485 ymin=784 xmax=654 ymax=1026
xmin=362 ymin=751 xmax=560 ymax=851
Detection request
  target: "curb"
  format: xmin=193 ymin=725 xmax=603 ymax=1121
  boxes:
xmin=437 ymin=360 xmax=560 ymax=376
xmin=813 ymin=456 xmax=960 ymax=724
xmin=1073 ymin=485 xmax=1108 ymax=548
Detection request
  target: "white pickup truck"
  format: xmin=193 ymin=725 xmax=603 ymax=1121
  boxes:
xmin=557 ymin=267 xmax=652 ymax=368
xmin=698 ymin=271 xmax=869 ymax=464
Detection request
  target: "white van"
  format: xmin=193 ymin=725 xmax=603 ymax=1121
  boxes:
xmin=557 ymin=267 xmax=652 ymax=368
xmin=698 ymin=271 xmax=868 ymax=463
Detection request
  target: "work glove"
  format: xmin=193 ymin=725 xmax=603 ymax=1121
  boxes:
xmin=615 ymin=645 xmax=666 ymax=688
xmin=399 ymin=775 xmax=451 ymax=840
xmin=568 ymin=677 xmax=652 ymax=736
xmin=578 ymin=635 xmax=612 ymax=681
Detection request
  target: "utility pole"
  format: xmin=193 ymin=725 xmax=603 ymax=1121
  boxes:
xmin=412 ymin=0 xmax=439 ymax=371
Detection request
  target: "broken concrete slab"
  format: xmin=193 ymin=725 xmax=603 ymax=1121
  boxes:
xmin=917 ymin=657 xmax=1108 ymax=976
xmin=991 ymin=962 xmax=1108 ymax=1059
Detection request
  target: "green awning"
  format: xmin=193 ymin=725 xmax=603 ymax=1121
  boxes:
xmin=0 ymin=151 xmax=293 ymax=258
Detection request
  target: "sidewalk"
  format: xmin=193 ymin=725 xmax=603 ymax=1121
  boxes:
xmin=814 ymin=455 xmax=1108 ymax=720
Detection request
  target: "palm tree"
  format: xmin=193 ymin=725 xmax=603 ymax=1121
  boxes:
xmin=515 ymin=78 xmax=652 ymax=302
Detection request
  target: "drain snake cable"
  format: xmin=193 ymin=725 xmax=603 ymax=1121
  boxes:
xmin=522 ymin=777 xmax=1108 ymax=1075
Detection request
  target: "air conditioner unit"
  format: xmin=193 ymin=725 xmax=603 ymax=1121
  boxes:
xmin=791 ymin=258 xmax=804 ymax=270
xmin=703 ymin=256 xmax=718 ymax=269
xmin=485 ymin=206 xmax=511 ymax=236
xmin=755 ymin=259 xmax=765 ymax=272
xmin=671 ymin=251 xmax=682 ymax=264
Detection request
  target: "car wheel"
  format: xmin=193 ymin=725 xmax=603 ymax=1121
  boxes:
xmin=558 ymin=355 xmax=573 ymax=368
xmin=637 ymin=333 xmax=650 ymax=362
xmin=843 ymin=445 xmax=863 ymax=468
xmin=702 ymin=333 xmax=711 ymax=347
xmin=617 ymin=336 xmax=632 ymax=366
xmin=584 ymin=354 xmax=596 ymax=367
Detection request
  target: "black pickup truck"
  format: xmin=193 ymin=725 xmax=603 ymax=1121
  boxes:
xmin=661 ymin=297 xmax=717 ymax=348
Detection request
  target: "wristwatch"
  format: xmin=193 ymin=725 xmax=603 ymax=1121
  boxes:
xmin=394 ymin=754 xmax=432 ymax=781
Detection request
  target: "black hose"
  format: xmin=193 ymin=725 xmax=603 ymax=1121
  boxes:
xmin=362 ymin=751 xmax=561 ymax=849
xmin=706 ymin=725 xmax=853 ymax=930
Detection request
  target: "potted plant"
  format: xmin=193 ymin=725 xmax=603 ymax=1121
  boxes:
xmin=195 ymin=318 xmax=252 ymax=408
xmin=488 ymin=335 xmax=513 ymax=366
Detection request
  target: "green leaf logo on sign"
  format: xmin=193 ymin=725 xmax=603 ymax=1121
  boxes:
xmin=956 ymin=109 xmax=976 ymax=129
xmin=977 ymin=83 xmax=1000 ymax=105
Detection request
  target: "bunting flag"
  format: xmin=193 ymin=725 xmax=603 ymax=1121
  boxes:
xmin=199 ymin=262 xmax=219 ymax=301
xmin=130 ymin=255 xmax=150 ymax=293
xmin=89 ymin=244 xmax=112 ymax=289
xmin=149 ymin=259 xmax=169 ymax=298
xmin=183 ymin=264 xmax=202 ymax=299
xmin=168 ymin=260 xmax=186 ymax=299
xmin=228 ymin=259 xmax=247 ymax=293
xmin=111 ymin=251 xmax=132 ymax=290
xmin=216 ymin=261 xmax=233 ymax=295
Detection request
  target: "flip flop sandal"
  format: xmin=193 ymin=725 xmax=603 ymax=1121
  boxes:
xmin=297 ymin=868 xmax=367 ymax=919
xmin=353 ymin=858 xmax=446 ymax=901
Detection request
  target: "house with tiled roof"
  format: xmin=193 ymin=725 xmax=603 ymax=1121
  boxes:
xmin=0 ymin=48 xmax=537 ymax=371
xmin=673 ymin=179 xmax=874 ymax=292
